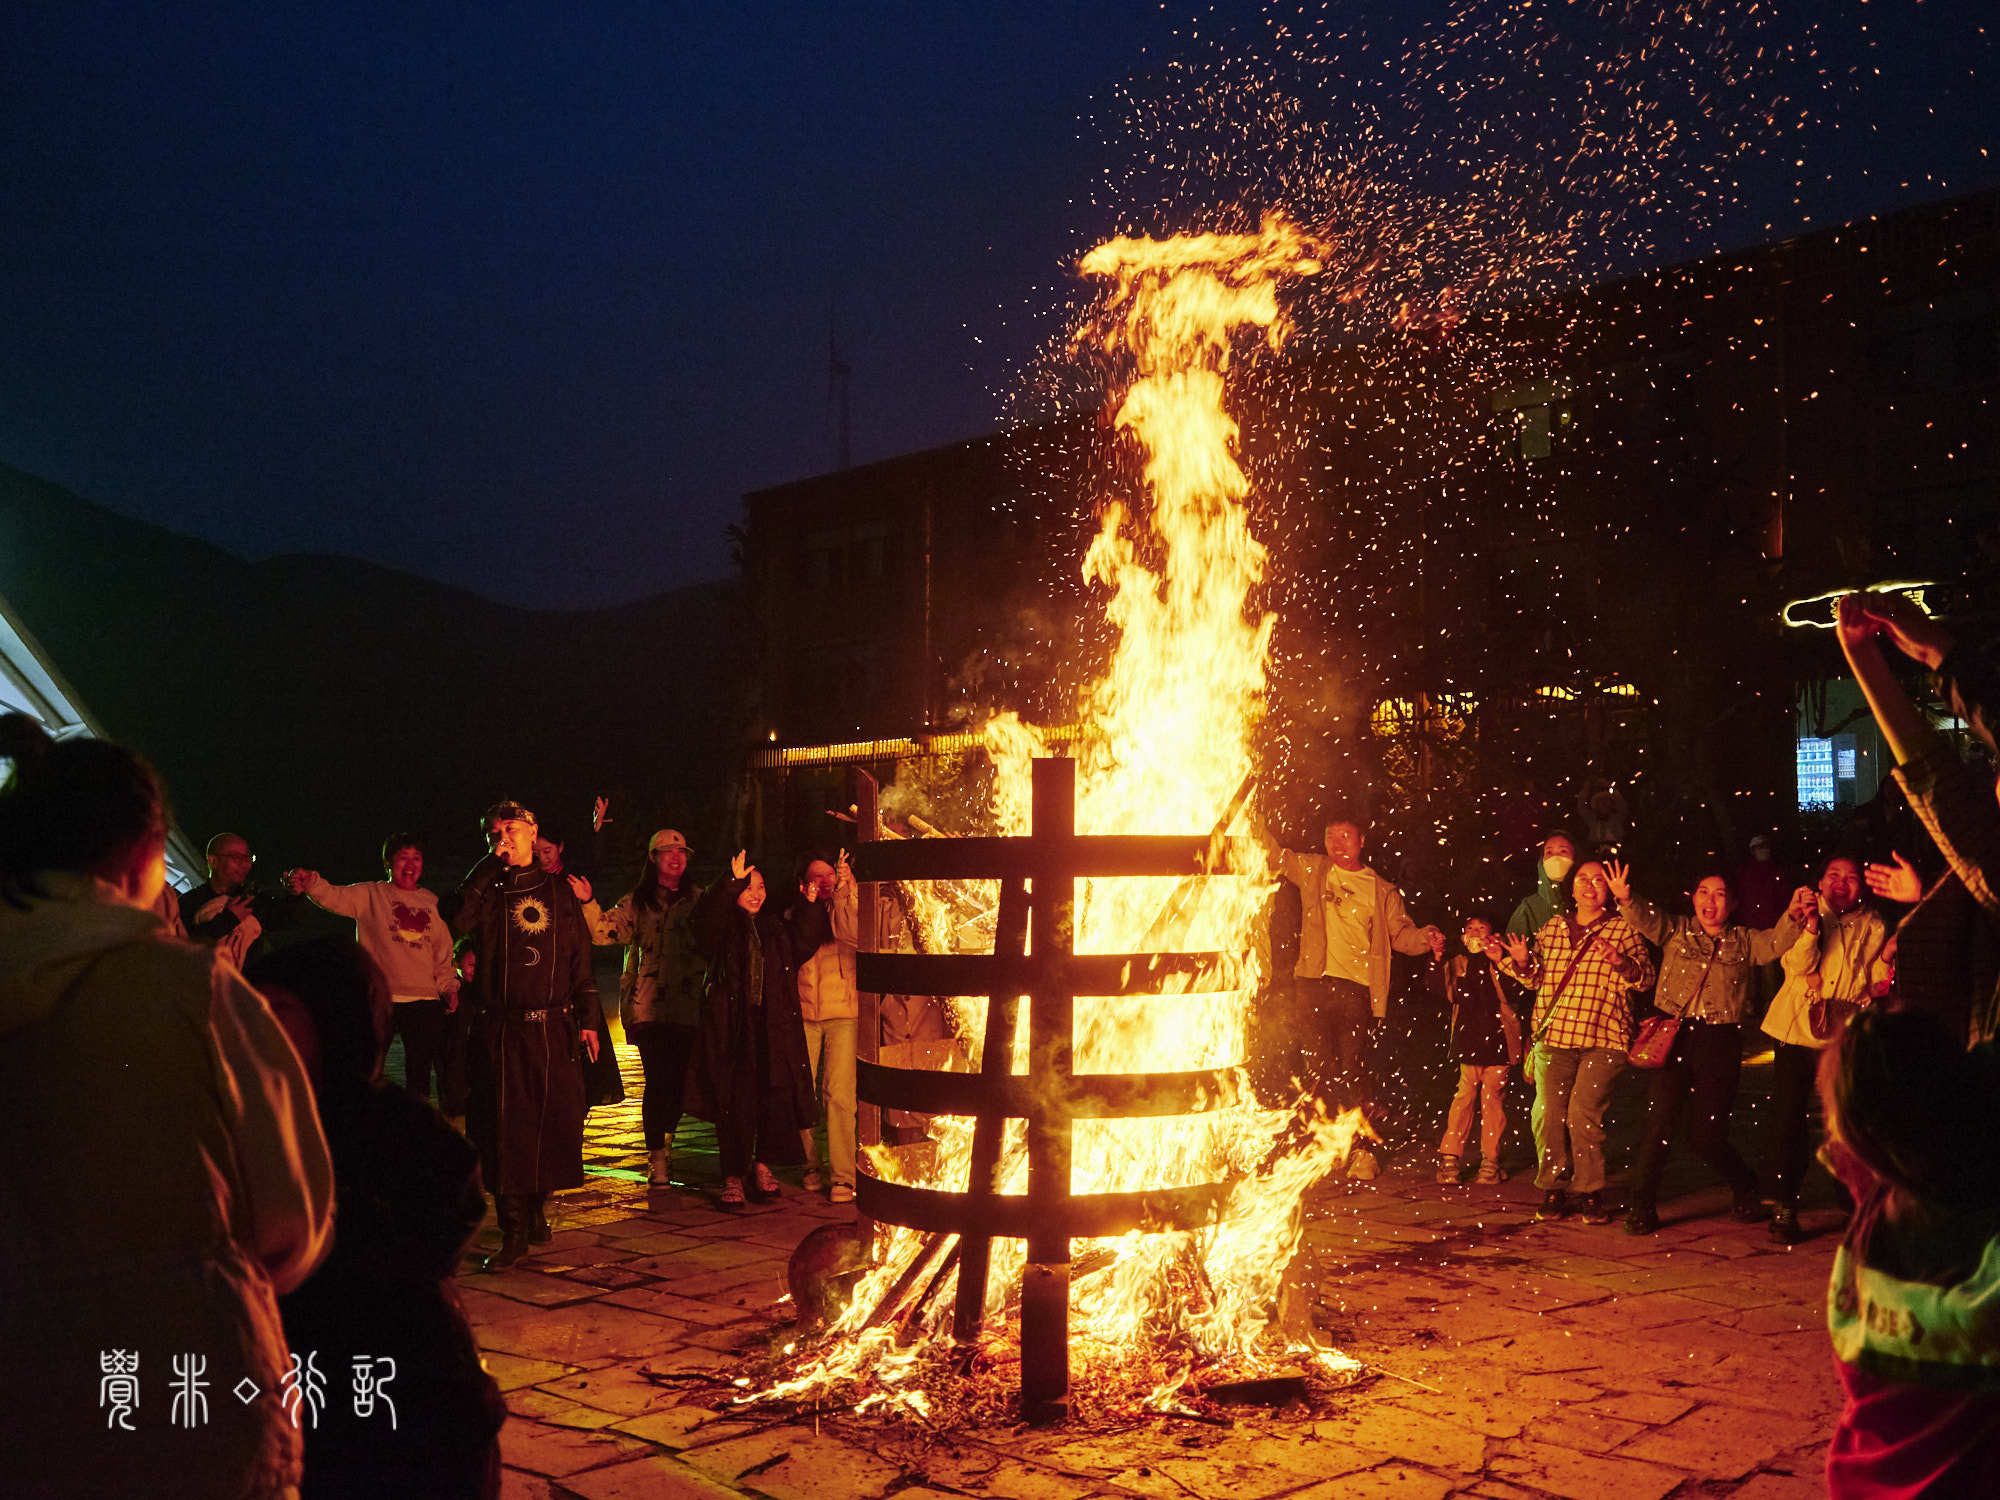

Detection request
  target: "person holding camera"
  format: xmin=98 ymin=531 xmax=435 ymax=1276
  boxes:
xmin=180 ymin=830 xmax=285 ymax=967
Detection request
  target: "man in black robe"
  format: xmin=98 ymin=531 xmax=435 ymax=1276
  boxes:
xmin=450 ymin=800 xmax=603 ymax=1269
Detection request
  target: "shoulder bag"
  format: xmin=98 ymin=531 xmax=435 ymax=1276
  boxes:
xmin=1629 ymin=944 xmax=1711 ymax=1068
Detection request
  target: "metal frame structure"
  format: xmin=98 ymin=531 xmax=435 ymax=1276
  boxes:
xmin=850 ymin=756 xmax=1251 ymax=1420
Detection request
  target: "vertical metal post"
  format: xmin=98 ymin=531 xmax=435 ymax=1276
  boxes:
xmin=953 ymin=877 xmax=1028 ymax=1347
xmin=853 ymin=767 xmax=882 ymax=1150
xmin=1021 ymin=757 xmax=1075 ymax=1422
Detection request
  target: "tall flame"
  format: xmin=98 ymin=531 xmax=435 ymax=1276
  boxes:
xmin=761 ymin=213 xmax=1364 ymax=1419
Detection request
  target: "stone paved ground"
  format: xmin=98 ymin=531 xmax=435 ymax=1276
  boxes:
xmin=448 ymin=1042 xmax=1848 ymax=1500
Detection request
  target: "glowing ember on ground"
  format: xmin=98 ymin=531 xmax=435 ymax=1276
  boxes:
xmin=752 ymin=213 xmax=1370 ymax=1424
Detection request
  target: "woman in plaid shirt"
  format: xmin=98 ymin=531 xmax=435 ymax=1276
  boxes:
xmin=1497 ymin=860 xmax=1655 ymax=1223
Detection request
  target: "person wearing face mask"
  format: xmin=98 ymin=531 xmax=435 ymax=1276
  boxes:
xmin=450 ymin=801 xmax=604 ymax=1268
xmin=1612 ymin=862 xmax=1812 ymax=1236
xmin=1761 ymin=854 xmax=1890 ymax=1244
xmin=1495 ymin=859 xmax=1655 ymax=1223
xmin=1509 ymin=833 xmax=1578 ymax=940
xmin=1509 ymin=832 xmax=1577 ymax=1154
xmin=287 ymin=833 xmax=461 ymax=1108
xmin=692 ymin=851 xmax=823 ymax=1208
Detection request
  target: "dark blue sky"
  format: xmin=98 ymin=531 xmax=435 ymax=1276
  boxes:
xmin=3 ymin=2 xmax=1993 ymax=606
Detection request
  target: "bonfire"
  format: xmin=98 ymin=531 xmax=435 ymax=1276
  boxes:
xmin=753 ymin=213 xmax=1368 ymax=1425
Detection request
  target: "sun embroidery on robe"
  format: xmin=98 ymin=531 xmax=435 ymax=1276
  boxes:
xmin=511 ymin=896 xmax=552 ymax=935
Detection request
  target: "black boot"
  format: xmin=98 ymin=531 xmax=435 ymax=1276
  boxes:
xmin=528 ymin=1194 xmax=552 ymax=1245
xmin=486 ymin=1195 xmax=530 ymax=1270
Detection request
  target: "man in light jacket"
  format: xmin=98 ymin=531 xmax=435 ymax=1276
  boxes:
xmin=790 ymin=851 xmax=859 ymax=1203
xmin=1277 ymin=815 xmax=1441 ymax=1178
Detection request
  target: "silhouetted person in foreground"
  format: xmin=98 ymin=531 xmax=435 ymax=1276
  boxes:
xmin=0 ymin=714 xmax=333 ymax=1498
xmin=251 ymin=938 xmax=504 ymax=1500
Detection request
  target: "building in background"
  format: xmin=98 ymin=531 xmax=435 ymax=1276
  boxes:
xmin=737 ymin=189 xmax=2000 ymax=900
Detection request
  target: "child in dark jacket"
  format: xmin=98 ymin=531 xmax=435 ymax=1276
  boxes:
xmin=1427 ymin=916 xmax=1523 ymax=1184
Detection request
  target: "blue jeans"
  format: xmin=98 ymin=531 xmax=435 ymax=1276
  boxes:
xmin=1534 ymin=1046 xmax=1625 ymax=1193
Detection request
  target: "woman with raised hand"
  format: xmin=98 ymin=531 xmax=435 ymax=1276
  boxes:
xmin=580 ymin=828 xmax=705 ymax=1186
xmin=1762 ymin=854 xmax=1891 ymax=1245
xmin=693 ymin=851 xmax=821 ymax=1207
xmin=1494 ymin=859 xmax=1655 ymax=1225
xmin=1610 ymin=860 xmax=1810 ymax=1235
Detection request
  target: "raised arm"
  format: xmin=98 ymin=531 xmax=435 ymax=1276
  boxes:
xmin=1494 ymin=927 xmax=1545 ymax=988
xmin=831 ymin=855 xmax=858 ymax=950
xmin=449 ymin=853 xmax=508 ymax=939
xmin=1746 ymin=893 xmax=1812 ymax=964
xmin=694 ymin=866 xmax=748 ymax=957
xmin=1602 ymin=859 xmax=1663 ymax=946
xmin=1382 ymin=882 xmax=1442 ymax=957
xmin=586 ymin=894 xmax=636 ymax=947
xmin=783 ymin=891 xmax=835 ymax=965
xmin=1844 ymin=596 xmax=2000 ymax=912
xmin=1609 ymin=920 xmax=1656 ymax=991
xmin=1838 ymin=594 xmax=1934 ymax=767
xmin=292 ymin=870 xmax=370 ymax=920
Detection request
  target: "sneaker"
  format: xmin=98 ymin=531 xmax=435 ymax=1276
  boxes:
xmin=1535 ymin=1190 xmax=1571 ymax=1221
xmin=1730 ymin=1191 xmax=1767 ymax=1224
xmin=1769 ymin=1205 xmax=1804 ymax=1245
xmin=830 ymin=1183 xmax=855 ymax=1205
xmin=803 ymin=1167 xmax=826 ymax=1194
xmin=1435 ymin=1156 xmax=1463 ymax=1186
xmin=1624 ymin=1205 xmax=1660 ymax=1236
xmin=753 ymin=1162 xmax=780 ymax=1195
xmin=1575 ymin=1192 xmax=1614 ymax=1225
xmin=1475 ymin=1162 xmax=1505 ymax=1184
xmin=719 ymin=1178 xmax=746 ymax=1207
xmin=1346 ymin=1146 xmax=1380 ymax=1181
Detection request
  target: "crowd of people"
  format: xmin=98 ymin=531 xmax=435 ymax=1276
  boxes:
xmin=1269 ymin=590 xmax=2000 ymax=1494
xmin=4 ymin=586 xmax=1998 ymax=1495
xmin=0 ymin=746 xmax=860 ymax=1495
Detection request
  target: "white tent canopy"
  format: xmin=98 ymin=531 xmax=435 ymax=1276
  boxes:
xmin=0 ymin=592 xmax=203 ymax=888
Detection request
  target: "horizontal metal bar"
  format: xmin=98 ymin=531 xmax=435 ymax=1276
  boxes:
xmin=855 ymin=949 xmax=1238 ymax=999
xmin=851 ymin=834 xmax=1262 ymax=884
xmin=858 ymin=1059 xmax=1243 ymax=1119
xmin=857 ymin=1175 xmax=1232 ymax=1241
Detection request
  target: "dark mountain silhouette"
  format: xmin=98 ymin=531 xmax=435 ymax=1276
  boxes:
xmin=0 ymin=463 xmax=747 ymax=889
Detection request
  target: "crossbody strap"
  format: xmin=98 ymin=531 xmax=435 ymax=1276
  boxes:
xmin=1532 ymin=917 xmax=1610 ymax=1045
xmin=1672 ymin=942 xmax=1720 ymax=1019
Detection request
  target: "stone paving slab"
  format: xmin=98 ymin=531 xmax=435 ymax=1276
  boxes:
xmin=452 ymin=1044 xmax=1850 ymax=1498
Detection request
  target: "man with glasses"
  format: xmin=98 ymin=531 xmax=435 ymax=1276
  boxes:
xmin=180 ymin=832 xmax=275 ymax=967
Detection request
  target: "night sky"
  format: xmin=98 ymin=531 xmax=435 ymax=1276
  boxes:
xmin=3 ymin=1 xmax=1994 ymax=608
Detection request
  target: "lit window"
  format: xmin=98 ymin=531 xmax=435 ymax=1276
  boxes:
xmin=1797 ymin=738 xmax=1836 ymax=809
